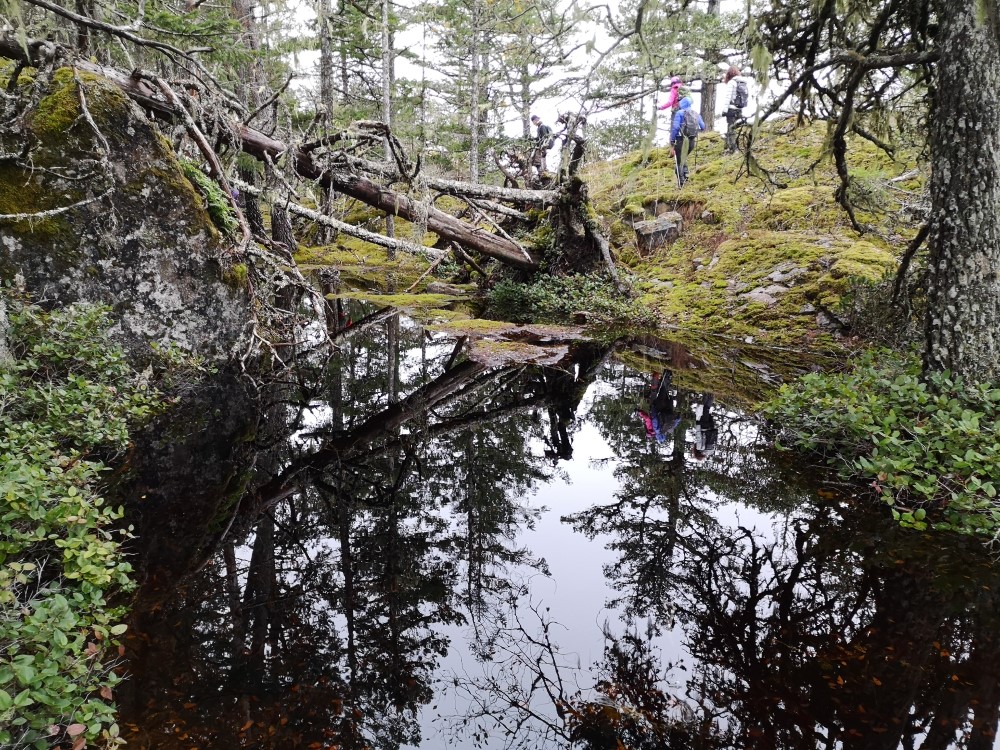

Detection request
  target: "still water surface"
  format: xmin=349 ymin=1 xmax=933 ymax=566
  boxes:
xmin=117 ymin=310 xmax=1000 ymax=750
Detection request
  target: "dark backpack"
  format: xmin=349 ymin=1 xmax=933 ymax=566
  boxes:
xmin=733 ymin=80 xmax=749 ymax=109
xmin=537 ymin=124 xmax=554 ymax=149
xmin=681 ymin=108 xmax=700 ymax=138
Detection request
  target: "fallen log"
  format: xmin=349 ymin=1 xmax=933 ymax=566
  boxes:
xmin=0 ymin=34 xmax=542 ymax=271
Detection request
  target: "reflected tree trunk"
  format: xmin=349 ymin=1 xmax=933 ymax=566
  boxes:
xmin=244 ymin=514 xmax=276 ymax=679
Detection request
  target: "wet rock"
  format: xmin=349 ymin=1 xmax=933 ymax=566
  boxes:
xmin=634 ymin=211 xmax=683 ymax=254
xmin=425 ymin=281 xmax=468 ymax=296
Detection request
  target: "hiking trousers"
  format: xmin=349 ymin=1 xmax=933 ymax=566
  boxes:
xmin=673 ymin=135 xmax=696 ymax=186
xmin=725 ymin=109 xmax=741 ymax=152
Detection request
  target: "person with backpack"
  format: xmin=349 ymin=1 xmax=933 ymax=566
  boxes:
xmin=670 ymin=96 xmax=705 ymax=188
xmin=530 ymin=114 xmax=555 ymax=178
xmin=723 ymin=66 xmax=749 ymax=154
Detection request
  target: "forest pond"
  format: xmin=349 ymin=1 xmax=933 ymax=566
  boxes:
xmin=115 ymin=306 xmax=1000 ymax=750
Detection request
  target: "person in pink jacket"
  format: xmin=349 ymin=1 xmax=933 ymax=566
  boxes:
xmin=658 ymin=76 xmax=688 ymax=113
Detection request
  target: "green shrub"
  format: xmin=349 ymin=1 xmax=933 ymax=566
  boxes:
xmin=487 ymin=274 xmax=656 ymax=327
xmin=0 ymin=297 xmax=161 ymax=749
xmin=761 ymin=349 xmax=1000 ymax=537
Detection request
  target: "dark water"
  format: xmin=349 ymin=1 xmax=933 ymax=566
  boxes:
xmin=116 ymin=308 xmax=1000 ymax=750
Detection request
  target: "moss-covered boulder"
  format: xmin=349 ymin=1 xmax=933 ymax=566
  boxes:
xmin=0 ymin=67 xmax=249 ymax=359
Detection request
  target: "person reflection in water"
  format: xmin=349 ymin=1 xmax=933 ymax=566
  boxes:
xmin=638 ymin=370 xmax=681 ymax=443
xmin=692 ymin=392 xmax=718 ymax=460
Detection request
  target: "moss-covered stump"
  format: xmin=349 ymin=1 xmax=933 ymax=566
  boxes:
xmin=0 ymin=66 xmax=249 ymax=359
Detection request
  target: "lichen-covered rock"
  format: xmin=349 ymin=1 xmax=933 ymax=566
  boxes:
xmin=634 ymin=211 xmax=683 ymax=255
xmin=0 ymin=68 xmax=249 ymax=360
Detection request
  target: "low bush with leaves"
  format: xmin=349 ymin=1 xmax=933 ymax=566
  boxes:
xmin=762 ymin=349 xmax=1000 ymax=537
xmin=0 ymin=297 xmax=162 ymax=749
xmin=487 ymin=274 xmax=656 ymax=327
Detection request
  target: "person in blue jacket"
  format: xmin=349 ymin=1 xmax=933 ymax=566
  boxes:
xmin=670 ymin=96 xmax=705 ymax=187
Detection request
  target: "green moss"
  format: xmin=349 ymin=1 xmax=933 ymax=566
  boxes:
xmin=755 ymin=186 xmax=839 ymax=231
xmin=428 ymin=318 xmax=522 ymax=336
xmin=29 ymin=68 xmax=132 ymax=152
xmin=179 ymin=160 xmax=238 ymax=236
xmin=582 ymin=119 xmax=918 ymax=347
xmin=334 ymin=291 xmax=462 ymax=309
xmin=227 ymin=262 xmax=249 ymax=286
xmin=0 ymin=164 xmax=81 ymax=252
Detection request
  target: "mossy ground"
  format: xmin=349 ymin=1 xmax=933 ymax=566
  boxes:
xmin=296 ymin=233 xmax=435 ymax=291
xmin=586 ymin=119 xmax=922 ymax=348
xmin=300 ymin=120 xmax=919 ymax=363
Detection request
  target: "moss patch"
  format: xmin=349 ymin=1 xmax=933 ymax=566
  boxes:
xmin=585 ymin=119 xmax=923 ymax=348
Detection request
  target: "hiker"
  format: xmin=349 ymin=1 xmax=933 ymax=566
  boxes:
xmin=723 ymin=65 xmax=750 ymax=154
xmin=658 ymin=76 xmax=690 ymax=114
xmin=638 ymin=370 xmax=680 ymax=443
xmin=530 ymin=114 xmax=554 ymax=177
xmin=670 ymin=97 xmax=705 ymax=188
xmin=691 ymin=393 xmax=718 ymax=461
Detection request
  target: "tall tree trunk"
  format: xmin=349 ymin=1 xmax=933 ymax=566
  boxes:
xmin=318 ymin=0 xmax=335 ymax=110
xmin=519 ymin=59 xmax=531 ymax=139
xmin=338 ymin=0 xmax=349 ymax=104
xmin=924 ymin=0 xmax=1000 ymax=384
xmin=469 ymin=0 xmax=483 ymax=184
xmin=381 ymin=0 xmax=396 ymax=253
xmin=700 ymin=0 xmax=720 ymax=131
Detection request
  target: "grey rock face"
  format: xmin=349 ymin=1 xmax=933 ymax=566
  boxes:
xmin=0 ymin=69 xmax=250 ymax=361
xmin=634 ymin=211 xmax=683 ymax=254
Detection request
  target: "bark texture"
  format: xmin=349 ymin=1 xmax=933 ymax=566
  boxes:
xmin=924 ymin=0 xmax=1000 ymax=383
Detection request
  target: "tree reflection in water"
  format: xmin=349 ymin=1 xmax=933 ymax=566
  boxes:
xmin=117 ymin=312 xmax=1000 ymax=750
xmin=559 ymin=363 xmax=1000 ymax=750
xmin=119 ymin=309 xmax=609 ymax=749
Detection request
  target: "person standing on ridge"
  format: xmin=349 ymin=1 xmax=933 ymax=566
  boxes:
xmin=670 ymin=96 xmax=705 ymax=188
xmin=530 ymin=114 xmax=554 ymax=179
xmin=722 ymin=66 xmax=749 ymax=154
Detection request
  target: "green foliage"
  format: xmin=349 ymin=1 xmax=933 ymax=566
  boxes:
xmin=0 ymin=297 xmax=161 ymax=749
xmin=588 ymin=108 xmax=653 ymax=161
xmin=487 ymin=274 xmax=656 ymax=327
xmin=762 ymin=350 xmax=1000 ymax=537
xmin=178 ymin=159 xmax=238 ymax=236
